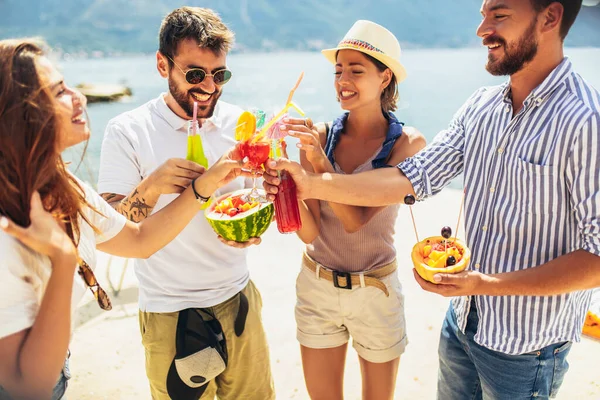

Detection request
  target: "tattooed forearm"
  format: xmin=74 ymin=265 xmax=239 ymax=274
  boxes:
xmin=100 ymin=182 xmax=159 ymax=223
xmin=102 ymin=193 xmax=120 ymax=202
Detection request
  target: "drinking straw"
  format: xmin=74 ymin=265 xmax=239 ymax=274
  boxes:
xmin=252 ymin=108 xmax=267 ymax=130
xmin=192 ymin=101 xmax=198 ymax=135
xmin=271 ymin=140 xmax=279 ymax=161
xmin=252 ymin=102 xmax=305 ymax=143
xmin=286 ymin=71 xmax=304 ymax=105
xmin=252 ymin=72 xmax=305 ymax=143
xmin=270 ymin=139 xmax=282 ymax=180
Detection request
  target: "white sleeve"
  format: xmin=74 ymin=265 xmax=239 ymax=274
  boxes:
xmin=80 ymin=181 xmax=127 ymax=244
xmin=97 ymin=120 xmax=142 ymax=196
xmin=0 ymin=236 xmax=38 ymax=339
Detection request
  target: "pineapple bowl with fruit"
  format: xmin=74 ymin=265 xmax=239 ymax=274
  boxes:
xmin=404 ymin=194 xmax=471 ymax=284
xmin=411 ymin=226 xmax=471 ymax=284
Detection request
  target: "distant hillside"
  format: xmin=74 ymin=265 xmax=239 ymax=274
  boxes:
xmin=0 ymin=0 xmax=599 ymax=54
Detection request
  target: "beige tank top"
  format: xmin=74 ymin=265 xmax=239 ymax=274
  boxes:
xmin=306 ymin=147 xmax=399 ymax=273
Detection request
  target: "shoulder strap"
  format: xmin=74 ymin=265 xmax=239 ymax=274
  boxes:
xmin=324 ymin=114 xmax=348 ymax=166
xmin=371 ymin=112 xmax=404 ymax=169
xmin=321 ymin=121 xmax=331 ymax=149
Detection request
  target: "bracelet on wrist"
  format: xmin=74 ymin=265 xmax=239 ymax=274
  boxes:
xmin=191 ymin=178 xmax=211 ymax=204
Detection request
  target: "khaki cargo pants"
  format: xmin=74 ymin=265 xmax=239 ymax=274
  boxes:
xmin=139 ymin=280 xmax=275 ymax=400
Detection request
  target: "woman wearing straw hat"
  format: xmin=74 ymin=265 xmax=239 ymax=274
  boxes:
xmin=279 ymin=20 xmax=425 ymax=399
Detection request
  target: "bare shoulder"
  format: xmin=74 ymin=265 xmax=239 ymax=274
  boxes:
xmin=0 ymin=231 xmax=25 ymax=266
xmin=397 ymin=126 xmax=426 ymax=153
xmin=313 ymin=121 xmax=331 ymax=148
xmin=388 ymin=126 xmax=427 ymax=164
xmin=402 ymin=126 xmax=426 ymax=146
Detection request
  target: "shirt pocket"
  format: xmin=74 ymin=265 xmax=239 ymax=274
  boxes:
xmin=513 ymin=156 xmax=562 ymax=216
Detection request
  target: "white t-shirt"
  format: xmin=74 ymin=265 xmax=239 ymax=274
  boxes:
xmin=98 ymin=95 xmax=250 ymax=311
xmin=0 ymin=178 xmax=126 ymax=340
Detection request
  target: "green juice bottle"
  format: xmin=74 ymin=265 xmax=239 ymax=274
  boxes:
xmin=186 ymin=120 xmax=208 ymax=168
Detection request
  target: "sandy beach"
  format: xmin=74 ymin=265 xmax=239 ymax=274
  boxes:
xmin=68 ymin=188 xmax=600 ymax=399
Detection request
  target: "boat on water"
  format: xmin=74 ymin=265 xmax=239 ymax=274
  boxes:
xmin=76 ymin=83 xmax=132 ymax=103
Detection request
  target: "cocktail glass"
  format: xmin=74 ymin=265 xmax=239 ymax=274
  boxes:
xmin=238 ymin=138 xmax=270 ymax=202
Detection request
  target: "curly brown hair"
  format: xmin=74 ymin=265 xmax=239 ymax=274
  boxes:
xmin=0 ymin=38 xmax=96 ymax=244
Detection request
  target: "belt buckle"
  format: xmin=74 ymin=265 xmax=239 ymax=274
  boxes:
xmin=332 ymin=271 xmax=352 ymax=290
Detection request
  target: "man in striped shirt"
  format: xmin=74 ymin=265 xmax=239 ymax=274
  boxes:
xmin=263 ymin=0 xmax=599 ymax=398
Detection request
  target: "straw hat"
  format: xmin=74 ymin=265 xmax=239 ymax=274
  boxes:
xmin=322 ymin=20 xmax=407 ymax=83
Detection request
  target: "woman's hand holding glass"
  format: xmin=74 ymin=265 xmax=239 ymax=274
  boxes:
xmin=281 ymin=117 xmax=329 ymax=171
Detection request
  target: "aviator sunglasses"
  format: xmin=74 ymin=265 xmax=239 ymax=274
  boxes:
xmin=78 ymin=258 xmax=112 ymax=310
xmin=166 ymin=55 xmax=232 ymax=85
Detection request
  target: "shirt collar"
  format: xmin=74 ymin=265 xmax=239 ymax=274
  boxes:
xmin=501 ymin=82 xmax=512 ymax=104
xmin=156 ymin=93 xmax=224 ymax=131
xmin=531 ymin=57 xmax=572 ymax=100
xmin=502 ymin=57 xmax=573 ymax=107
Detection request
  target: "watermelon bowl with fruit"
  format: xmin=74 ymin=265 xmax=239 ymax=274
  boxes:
xmin=411 ymin=227 xmax=471 ymax=284
xmin=205 ymin=189 xmax=274 ymax=242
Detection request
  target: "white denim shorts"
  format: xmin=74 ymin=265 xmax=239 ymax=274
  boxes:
xmin=295 ymin=258 xmax=408 ymax=363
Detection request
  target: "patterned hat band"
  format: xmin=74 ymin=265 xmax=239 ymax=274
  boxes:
xmin=337 ymin=39 xmax=384 ymax=54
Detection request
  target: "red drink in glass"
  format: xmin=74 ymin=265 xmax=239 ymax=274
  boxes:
xmin=239 ymin=141 xmax=270 ymax=169
xmin=237 ymin=140 xmax=271 ymax=202
xmin=274 ymin=170 xmax=302 ymax=233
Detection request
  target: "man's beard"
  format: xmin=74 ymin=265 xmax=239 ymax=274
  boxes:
xmin=168 ymin=76 xmax=221 ymax=119
xmin=485 ymin=18 xmax=538 ymax=76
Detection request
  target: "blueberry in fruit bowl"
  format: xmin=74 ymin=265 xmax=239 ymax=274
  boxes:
xmin=446 ymin=255 xmax=457 ymax=267
xmin=441 ymin=226 xmax=452 ymax=239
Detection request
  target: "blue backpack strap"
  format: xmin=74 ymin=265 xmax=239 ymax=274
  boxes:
xmin=324 ymin=113 xmax=348 ymax=166
xmin=372 ymin=112 xmax=404 ymax=169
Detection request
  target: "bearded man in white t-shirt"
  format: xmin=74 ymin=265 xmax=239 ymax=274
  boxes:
xmin=98 ymin=7 xmax=274 ymax=400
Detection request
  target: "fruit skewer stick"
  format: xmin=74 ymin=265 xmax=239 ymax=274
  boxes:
xmin=441 ymin=226 xmax=452 ymax=253
xmin=403 ymin=194 xmax=420 ymax=243
xmin=440 ymin=227 xmax=457 ymax=267
xmin=452 ymin=188 xmax=466 ymax=245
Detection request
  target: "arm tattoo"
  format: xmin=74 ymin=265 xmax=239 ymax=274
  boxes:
xmin=102 ymin=193 xmax=119 ymax=202
xmin=101 ymin=186 xmax=157 ymax=223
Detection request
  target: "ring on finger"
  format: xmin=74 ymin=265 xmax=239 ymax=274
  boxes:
xmin=304 ymin=118 xmax=314 ymax=129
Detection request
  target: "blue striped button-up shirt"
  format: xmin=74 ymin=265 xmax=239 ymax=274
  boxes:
xmin=398 ymin=58 xmax=600 ymax=355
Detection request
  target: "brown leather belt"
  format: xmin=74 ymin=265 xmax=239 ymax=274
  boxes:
xmin=302 ymin=253 xmax=397 ymax=296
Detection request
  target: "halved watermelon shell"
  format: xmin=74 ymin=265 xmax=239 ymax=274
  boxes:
xmin=205 ymin=189 xmax=274 ymax=242
xmin=411 ymin=236 xmax=471 ymax=284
